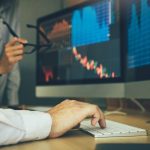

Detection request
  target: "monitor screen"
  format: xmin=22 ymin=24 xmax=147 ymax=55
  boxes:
xmin=36 ymin=0 xmax=125 ymax=98
xmin=125 ymin=0 xmax=150 ymax=81
xmin=124 ymin=0 xmax=150 ymax=99
xmin=37 ymin=0 xmax=122 ymax=85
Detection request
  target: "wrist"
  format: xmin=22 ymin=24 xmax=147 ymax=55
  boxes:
xmin=0 ymin=60 xmax=5 ymax=75
xmin=0 ymin=60 xmax=4 ymax=75
xmin=0 ymin=59 xmax=12 ymax=74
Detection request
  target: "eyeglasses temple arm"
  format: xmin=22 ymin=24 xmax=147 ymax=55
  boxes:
xmin=27 ymin=24 xmax=50 ymax=44
xmin=3 ymin=21 xmax=19 ymax=38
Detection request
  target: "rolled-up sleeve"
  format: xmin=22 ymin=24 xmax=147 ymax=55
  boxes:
xmin=0 ymin=109 xmax=52 ymax=146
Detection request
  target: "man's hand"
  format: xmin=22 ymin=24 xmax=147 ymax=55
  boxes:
xmin=0 ymin=37 xmax=27 ymax=74
xmin=48 ymin=100 xmax=106 ymax=138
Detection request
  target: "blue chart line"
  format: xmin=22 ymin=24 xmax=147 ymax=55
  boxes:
xmin=128 ymin=0 xmax=150 ymax=68
xmin=71 ymin=0 xmax=110 ymax=47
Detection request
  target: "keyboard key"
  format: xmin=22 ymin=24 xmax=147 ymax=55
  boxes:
xmin=80 ymin=119 xmax=147 ymax=138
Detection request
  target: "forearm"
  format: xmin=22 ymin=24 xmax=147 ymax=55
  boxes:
xmin=6 ymin=63 xmax=20 ymax=105
xmin=0 ymin=60 xmax=6 ymax=74
xmin=0 ymin=61 xmax=3 ymax=74
xmin=0 ymin=109 xmax=52 ymax=146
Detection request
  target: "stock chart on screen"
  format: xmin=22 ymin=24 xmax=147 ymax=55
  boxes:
xmin=37 ymin=0 xmax=121 ymax=85
xmin=127 ymin=0 xmax=150 ymax=68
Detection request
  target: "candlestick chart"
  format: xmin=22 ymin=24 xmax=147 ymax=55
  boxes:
xmin=37 ymin=0 xmax=121 ymax=84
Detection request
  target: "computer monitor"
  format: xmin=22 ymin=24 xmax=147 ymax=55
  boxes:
xmin=36 ymin=0 xmax=125 ymax=98
xmin=123 ymin=0 xmax=150 ymax=99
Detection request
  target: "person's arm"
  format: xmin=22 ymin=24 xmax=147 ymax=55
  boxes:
xmin=6 ymin=63 xmax=20 ymax=105
xmin=0 ymin=108 xmax=52 ymax=146
xmin=0 ymin=38 xmax=27 ymax=74
xmin=0 ymin=100 xmax=106 ymax=146
xmin=48 ymin=100 xmax=106 ymax=138
xmin=0 ymin=38 xmax=27 ymax=105
xmin=5 ymin=0 xmax=21 ymax=105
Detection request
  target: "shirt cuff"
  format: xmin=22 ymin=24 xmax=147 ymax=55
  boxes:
xmin=18 ymin=110 xmax=52 ymax=142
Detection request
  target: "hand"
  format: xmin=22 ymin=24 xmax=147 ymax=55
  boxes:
xmin=48 ymin=100 xmax=106 ymax=138
xmin=0 ymin=37 xmax=27 ymax=74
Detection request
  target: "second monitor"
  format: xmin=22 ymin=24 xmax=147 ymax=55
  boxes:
xmin=124 ymin=0 xmax=150 ymax=99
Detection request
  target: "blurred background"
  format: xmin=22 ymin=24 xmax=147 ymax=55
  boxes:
xmin=17 ymin=0 xmax=150 ymax=112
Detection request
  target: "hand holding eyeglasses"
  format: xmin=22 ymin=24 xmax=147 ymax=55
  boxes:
xmin=0 ymin=37 xmax=27 ymax=74
xmin=3 ymin=20 xmax=52 ymax=54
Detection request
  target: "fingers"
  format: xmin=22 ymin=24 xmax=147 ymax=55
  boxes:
xmin=5 ymin=37 xmax=28 ymax=47
xmin=90 ymin=105 xmax=106 ymax=128
xmin=3 ymin=37 xmax=27 ymax=65
xmin=6 ymin=44 xmax=23 ymax=54
xmin=6 ymin=44 xmax=24 ymax=53
xmin=5 ymin=38 xmax=27 ymax=57
xmin=66 ymin=100 xmax=106 ymax=129
xmin=16 ymin=38 xmax=28 ymax=44
xmin=98 ymin=109 xmax=106 ymax=128
xmin=8 ymin=55 xmax=23 ymax=64
xmin=5 ymin=44 xmax=24 ymax=63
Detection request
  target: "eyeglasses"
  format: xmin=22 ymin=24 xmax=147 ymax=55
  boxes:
xmin=3 ymin=20 xmax=52 ymax=54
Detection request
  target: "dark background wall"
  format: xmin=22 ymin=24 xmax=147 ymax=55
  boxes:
xmin=19 ymin=0 xmax=63 ymax=105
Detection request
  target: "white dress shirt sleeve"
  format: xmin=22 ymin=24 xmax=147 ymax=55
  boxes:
xmin=0 ymin=109 xmax=52 ymax=146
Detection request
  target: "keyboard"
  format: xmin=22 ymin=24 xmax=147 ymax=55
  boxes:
xmin=80 ymin=119 xmax=147 ymax=138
